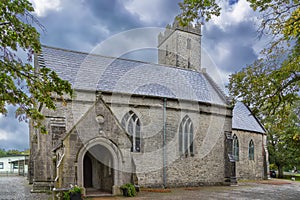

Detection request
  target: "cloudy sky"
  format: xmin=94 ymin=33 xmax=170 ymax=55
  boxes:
xmin=0 ymin=0 xmax=268 ymax=150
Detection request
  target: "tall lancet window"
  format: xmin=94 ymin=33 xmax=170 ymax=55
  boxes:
xmin=121 ymin=111 xmax=141 ymax=152
xmin=233 ymin=134 xmax=239 ymax=161
xmin=179 ymin=115 xmax=194 ymax=157
xmin=249 ymin=139 xmax=254 ymax=160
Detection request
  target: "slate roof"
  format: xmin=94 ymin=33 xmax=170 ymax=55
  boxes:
xmin=232 ymin=101 xmax=266 ymax=134
xmin=37 ymin=46 xmax=228 ymax=106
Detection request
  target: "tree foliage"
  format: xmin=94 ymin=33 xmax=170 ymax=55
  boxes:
xmin=228 ymin=48 xmax=299 ymax=117
xmin=0 ymin=0 xmax=72 ymax=133
xmin=226 ymin=0 xmax=300 ymax=120
xmin=267 ymin=102 xmax=300 ymax=177
xmin=177 ymin=0 xmax=300 ymax=38
xmin=177 ymin=0 xmax=221 ymax=25
xmin=0 ymin=148 xmax=29 ymax=156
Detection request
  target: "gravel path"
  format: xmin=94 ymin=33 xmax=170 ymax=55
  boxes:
xmin=1 ymin=176 xmax=300 ymax=200
xmin=0 ymin=175 xmax=51 ymax=200
xmin=90 ymin=179 xmax=300 ymax=200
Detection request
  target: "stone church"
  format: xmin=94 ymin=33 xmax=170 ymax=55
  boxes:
xmin=29 ymin=21 xmax=268 ymax=195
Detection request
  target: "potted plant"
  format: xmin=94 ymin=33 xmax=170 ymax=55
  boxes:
xmin=63 ymin=185 xmax=83 ymax=200
xmin=120 ymin=183 xmax=137 ymax=197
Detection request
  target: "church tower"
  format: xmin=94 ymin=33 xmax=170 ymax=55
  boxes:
xmin=158 ymin=20 xmax=201 ymax=71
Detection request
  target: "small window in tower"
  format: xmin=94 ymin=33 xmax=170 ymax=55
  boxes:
xmin=187 ymin=38 xmax=191 ymax=49
xmin=166 ymin=45 xmax=169 ymax=56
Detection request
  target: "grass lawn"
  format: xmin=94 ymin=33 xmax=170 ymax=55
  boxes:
xmin=281 ymin=172 xmax=300 ymax=181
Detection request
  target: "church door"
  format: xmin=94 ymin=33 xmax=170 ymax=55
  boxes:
xmin=83 ymin=154 xmax=93 ymax=188
xmin=83 ymin=145 xmax=114 ymax=193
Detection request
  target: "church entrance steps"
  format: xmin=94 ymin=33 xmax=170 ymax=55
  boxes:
xmin=85 ymin=187 xmax=112 ymax=197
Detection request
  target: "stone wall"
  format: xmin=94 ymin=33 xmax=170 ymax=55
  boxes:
xmin=31 ymin=90 xmax=233 ymax=192
xmin=233 ymin=130 xmax=266 ymax=180
xmin=29 ymin=90 xmax=95 ymax=190
xmin=102 ymin=93 xmax=232 ymax=187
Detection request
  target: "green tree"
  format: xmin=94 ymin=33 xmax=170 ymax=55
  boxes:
xmin=0 ymin=0 xmax=72 ymax=133
xmin=0 ymin=149 xmax=7 ymax=157
xmin=21 ymin=149 xmax=30 ymax=155
xmin=228 ymin=47 xmax=299 ymax=117
xmin=266 ymin=103 xmax=300 ymax=178
xmin=6 ymin=149 xmax=21 ymax=155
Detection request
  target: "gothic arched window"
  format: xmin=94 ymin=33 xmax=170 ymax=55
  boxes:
xmin=179 ymin=115 xmax=194 ymax=157
xmin=121 ymin=111 xmax=141 ymax=152
xmin=187 ymin=38 xmax=191 ymax=49
xmin=233 ymin=134 xmax=239 ymax=161
xmin=249 ymin=139 xmax=254 ymax=160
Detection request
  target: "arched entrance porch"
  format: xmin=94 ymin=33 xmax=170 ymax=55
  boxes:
xmin=83 ymin=146 xmax=113 ymax=194
xmin=77 ymin=137 xmax=122 ymax=196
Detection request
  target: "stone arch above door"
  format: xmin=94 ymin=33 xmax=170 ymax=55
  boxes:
xmin=77 ymin=137 xmax=123 ymax=195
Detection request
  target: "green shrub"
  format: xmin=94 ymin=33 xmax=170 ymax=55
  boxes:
xmin=63 ymin=185 xmax=83 ymax=200
xmin=120 ymin=183 xmax=137 ymax=197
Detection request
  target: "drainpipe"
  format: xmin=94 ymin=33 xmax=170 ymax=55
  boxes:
xmin=163 ymin=98 xmax=167 ymax=188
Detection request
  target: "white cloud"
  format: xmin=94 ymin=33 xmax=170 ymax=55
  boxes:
xmin=201 ymin=0 xmax=264 ymax=74
xmin=30 ymin=0 xmax=62 ymax=17
xmin=91 ymin=27 xmax=163 ymax=58
xmin=124 ymin=0 xmax=161 ymax=23
xmin=124 ymin=0 xmax=179 ymax=25
xmin=216 ymin=42 xmax=231 ymax=63
xmin=0 ymin=130 xmax=8 ymax=140
xmin=209 ymin=0 xmax=257 ymax=31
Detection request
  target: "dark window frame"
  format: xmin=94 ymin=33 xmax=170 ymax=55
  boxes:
xmin=233 ymin=134 xmax=239 ymax=161
xmin=179 ymin=115 xmax=194 ymax=157
xmin=249 ymin=139 xmax=255 ymax=160
xmin=121 ymin=111 xmax=141 ymax=152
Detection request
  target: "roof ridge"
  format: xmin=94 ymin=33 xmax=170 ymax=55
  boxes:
xmin=41 ymin=44 xmax=202 ymax=74
xmin=202 ymin=72 xmax=229 ymax=104
xmin=239 ymin=102 xmax=266 ymax=133
xmin=232 ymin=101 xmax=266 ymax=134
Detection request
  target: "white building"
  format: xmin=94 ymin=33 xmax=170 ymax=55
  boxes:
xmin=0 ymin=155 xmax=29 ymax=175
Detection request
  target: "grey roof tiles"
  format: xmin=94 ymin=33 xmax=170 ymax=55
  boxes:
xmin=38 ymin=46 xmax=228 ymax=106
xmin=233 ymin=101 xmax=265 ymax=134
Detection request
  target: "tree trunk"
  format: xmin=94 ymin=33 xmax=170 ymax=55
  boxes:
xmin=278 ymin=165 xmax=284 ymax=178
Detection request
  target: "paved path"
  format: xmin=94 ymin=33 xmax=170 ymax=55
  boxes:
xmin=0 ymin=176 xmax=300 ymax=200
xmin=91 ymin=180 xmax=300 ymax=200
xmin=0 ymin=176 xmax=51 ymax=200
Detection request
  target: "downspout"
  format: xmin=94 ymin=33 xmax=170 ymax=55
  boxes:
xmin=262 ymin=133 xmax=266 ymax=179
xmin=163 ymin=98 xmax=167 ymax=188
xmin=262 ymin=133 xmax=269 ymax=179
